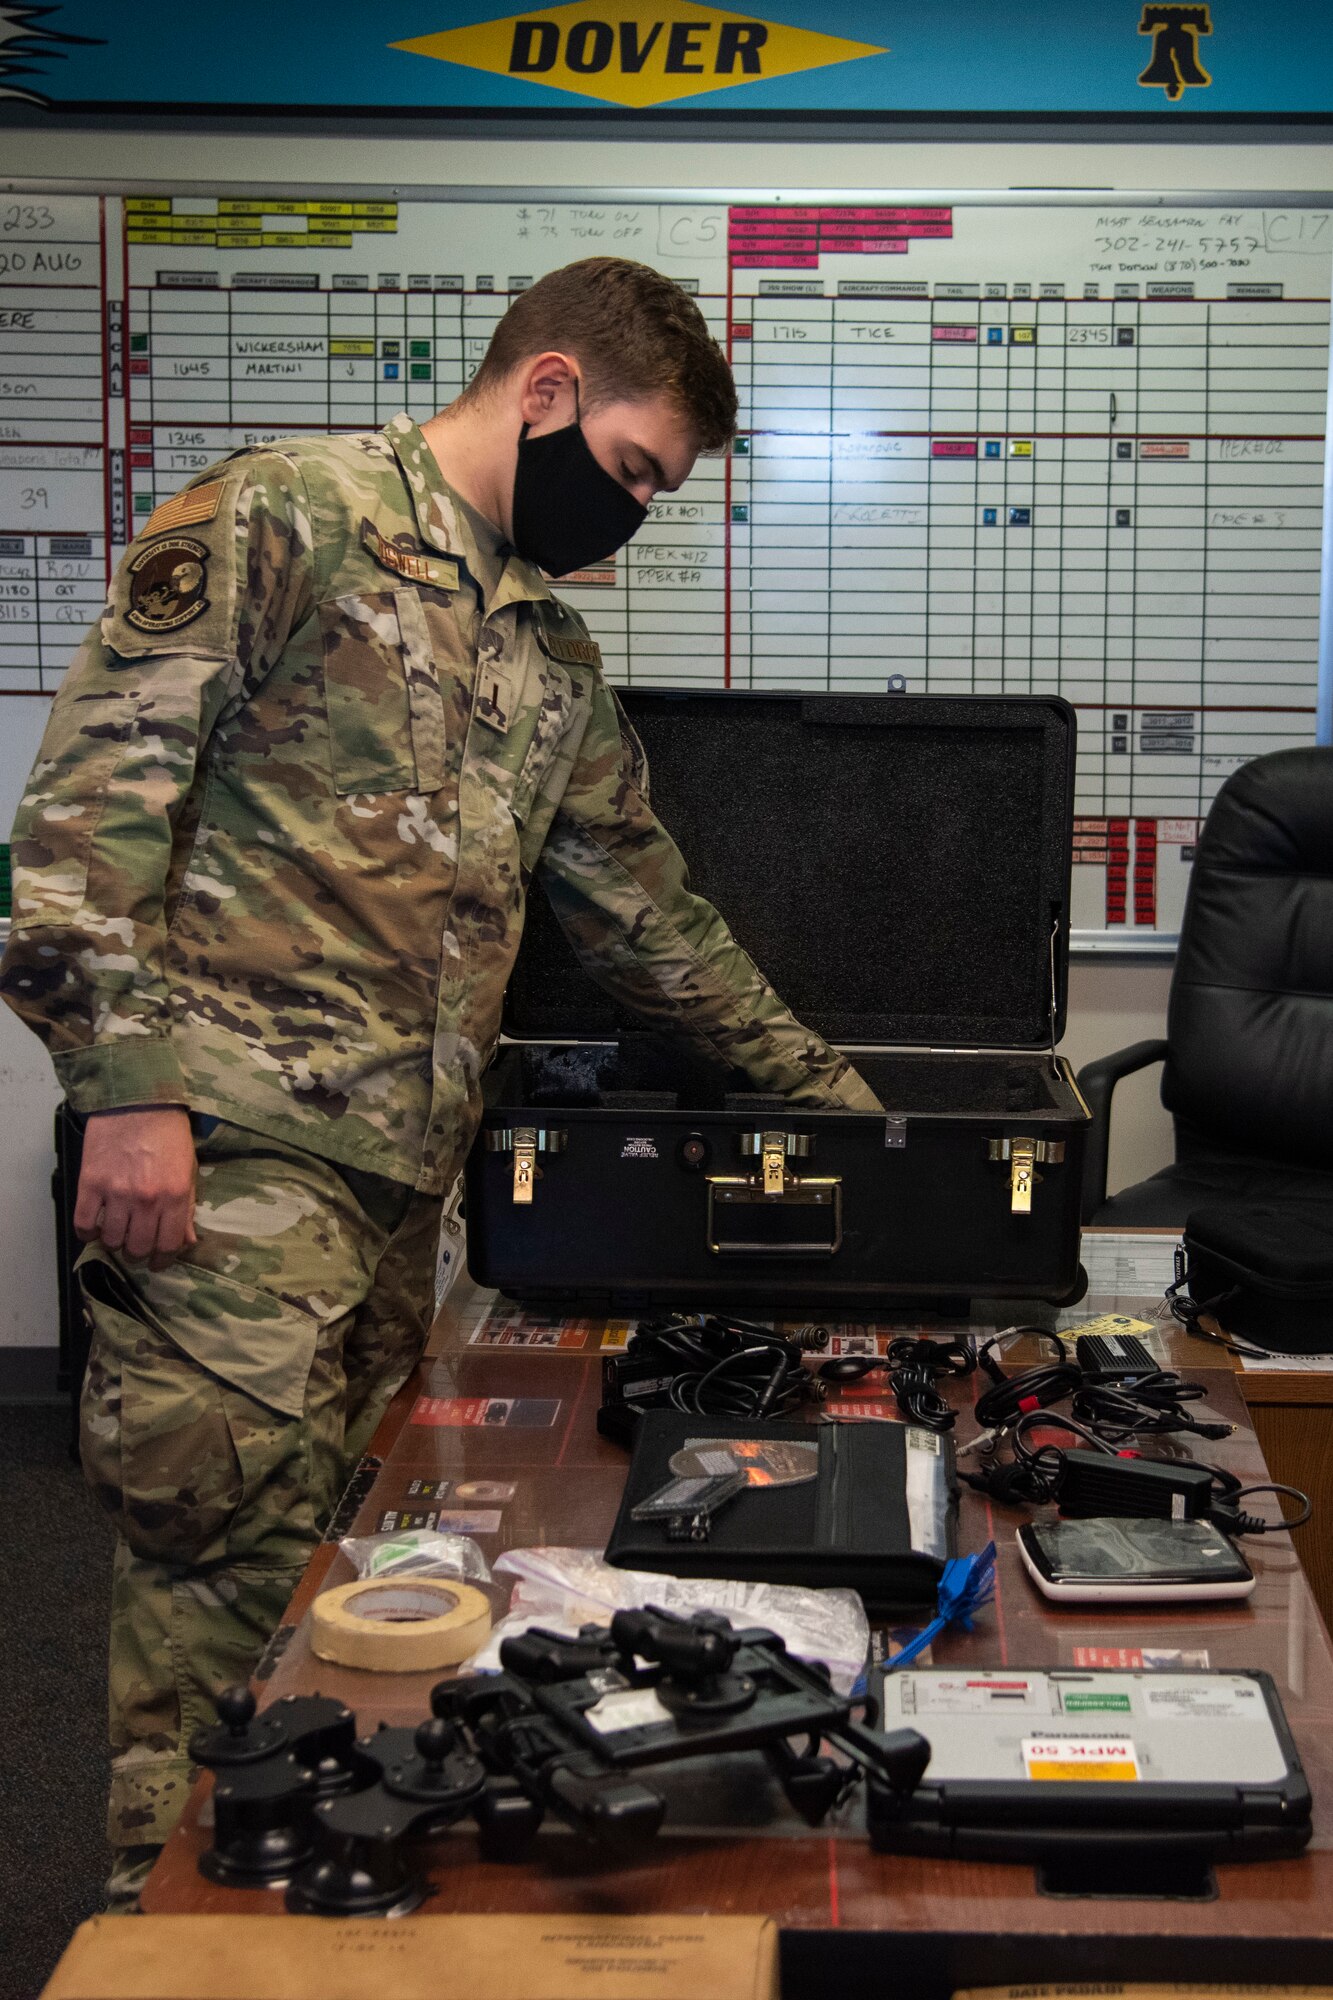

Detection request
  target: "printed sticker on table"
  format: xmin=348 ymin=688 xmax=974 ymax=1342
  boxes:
xmin=434 ymin=1508 xmax=503 ymax=1535
xmin=411 ymin=1395 xmax=561 ymax=1427
xmin=827 ymin=1333 xmax=880 ymax=1357
xmin=406 ymin=1478 xmax=450 ymax=1502
xmin=378 ymin=1508 xmax=440 ymax=1533
xmin=774 ymin=1326 xmax=878 ymax=1360
xmin=454 ymin=1480 xmax=517 ymax=1504
xmin=1024 ymin=1736 xmax=1139 ymax=1781
xmin=471 ymin=1307 xmax=586 ymax=1349
xmin=1072 ymin=1646 xmax=1210 ymax=1671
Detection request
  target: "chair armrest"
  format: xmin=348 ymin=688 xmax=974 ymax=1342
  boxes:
xmin=1075 ymin=1039 xmax=1169 ymax=1223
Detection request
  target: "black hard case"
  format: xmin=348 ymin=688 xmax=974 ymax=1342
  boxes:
xmin=466 ymin=691 xmax=1089 ymax=1313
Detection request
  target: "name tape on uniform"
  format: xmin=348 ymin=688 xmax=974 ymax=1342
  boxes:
xmin=538 ymin=622 xmax=603 ymax=669
xmin=361 ymin=519 xmax=460 ymax=589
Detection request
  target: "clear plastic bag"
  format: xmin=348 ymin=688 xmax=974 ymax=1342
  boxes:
xmin=338 ymin=1529 xmax=491 ymax=1584
xmin=468 ymin=1547 xmax=868 ymax=1694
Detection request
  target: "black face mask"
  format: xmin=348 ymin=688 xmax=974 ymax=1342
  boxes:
xmin=511 ymin=388 xmax=648 ymax=577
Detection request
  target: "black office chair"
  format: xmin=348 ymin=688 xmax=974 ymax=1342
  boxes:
xmin=1078 ymin=746 xmax=1333 ymax=1226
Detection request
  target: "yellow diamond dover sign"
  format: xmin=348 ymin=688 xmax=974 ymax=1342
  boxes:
xmin=392 ymin=2 xmax=886 ymax=109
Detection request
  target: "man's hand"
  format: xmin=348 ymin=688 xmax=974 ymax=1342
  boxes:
xmin=74 ymin=1106 xmax=198 ymax=1263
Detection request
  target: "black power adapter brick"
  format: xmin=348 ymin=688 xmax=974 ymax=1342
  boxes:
xmin=598 ymin=1352 xmax=680 ymax=1446
xmin=1057 ymin=1449 xmax=1215 ymax=1521
xmin=1074 ymin=1332 xmax=1160 ymax=1383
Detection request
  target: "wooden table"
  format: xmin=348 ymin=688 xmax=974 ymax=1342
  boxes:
xmin=141 ymin=1279 xmax=1333 ymax=1961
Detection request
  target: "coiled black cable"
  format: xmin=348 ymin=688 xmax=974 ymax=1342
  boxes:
xmin=1202 ymin=1465 xmax=1313 ymax=1537
xmin=627 ymin=1313 xmax=820 ymax=1421
xmin=1071 ymin=1370 xmax=1233 ymax=1444
xmin=819 ymin=1336 xmax=973 ymax=1433
xmin=971 ymin=1327 xmax=1081 ymax=1432
xmin=960 ymin=1408 xmax=1116 ymax=1505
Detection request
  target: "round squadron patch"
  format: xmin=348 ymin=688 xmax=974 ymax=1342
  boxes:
xmin=125 ymin=535 xmax=210 ymax=633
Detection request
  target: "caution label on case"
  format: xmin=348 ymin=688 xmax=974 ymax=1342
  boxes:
xmin=1023 ymin=1735 xmax=1139 ymax=1781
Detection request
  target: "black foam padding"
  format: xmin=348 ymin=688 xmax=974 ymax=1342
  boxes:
xmin=504 ymin=1043 xmax=1059 ymax=1116
xmin=519 ymin=1033 xmax=742 ymax=1111
xmin=522 ymin=1043 xmax=614 ymax=1106
xmin=855 ymin=1053 xmax=1061 ymax=1115
xmin=509 ymin=691 xmax=1074 ymax=1049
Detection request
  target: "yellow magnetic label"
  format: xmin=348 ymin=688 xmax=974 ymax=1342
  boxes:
xmin=1067 ymin=1313 xmax=1156 ymax=1339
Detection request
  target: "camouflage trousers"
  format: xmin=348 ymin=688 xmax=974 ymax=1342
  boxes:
xmin=77 ymin=1116 xmax=440 ymax=1885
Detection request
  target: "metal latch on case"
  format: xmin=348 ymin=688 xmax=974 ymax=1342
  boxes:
xmin=987 ymin=1135 xmax=1066 ymax=1215
xmin=738 ymin=1129 xmax=812 ymax=1196
xmin=483 ymin=1125 xmax=567 ymax=1205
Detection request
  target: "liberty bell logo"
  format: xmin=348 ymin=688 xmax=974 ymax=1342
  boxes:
xmin=1138 ymin=5 xmax=1212 ymax=100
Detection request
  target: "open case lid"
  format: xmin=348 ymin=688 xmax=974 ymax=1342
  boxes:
xmin=507 ymin=690 xmax=1076 ymax=1051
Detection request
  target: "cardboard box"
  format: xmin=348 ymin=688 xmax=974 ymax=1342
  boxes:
xmin=41 ymin=1914 xmax=778 ymax=2000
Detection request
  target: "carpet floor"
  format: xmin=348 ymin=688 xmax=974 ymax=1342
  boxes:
xmin=0 ymin=1402 xmax=114 ymax=1999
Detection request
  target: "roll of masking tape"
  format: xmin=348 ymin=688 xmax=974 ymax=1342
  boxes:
xmin=310 ymin=1577 xmax=491 ymax=1672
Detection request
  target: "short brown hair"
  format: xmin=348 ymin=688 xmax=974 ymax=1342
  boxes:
xmin=464 ymin=257 xmax=737 ymax=452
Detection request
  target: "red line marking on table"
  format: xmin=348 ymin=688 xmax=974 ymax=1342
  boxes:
xmin=553 ymin=1358 xmax=596 ymax=1469
xmin=984 ymin=1498 xmax=1010 ymax=1667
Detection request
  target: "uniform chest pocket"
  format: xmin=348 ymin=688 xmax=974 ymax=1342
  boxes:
xmin=509 ymin=658 xmax=576 ymax=827
xmin=318 ymin=585 xmax=446 ymax=795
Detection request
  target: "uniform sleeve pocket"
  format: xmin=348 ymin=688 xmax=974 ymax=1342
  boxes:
xmin=8 ymin=692 xmax=140 ymax=929
xmin=318 ymin=588 xmax=422 ymax=795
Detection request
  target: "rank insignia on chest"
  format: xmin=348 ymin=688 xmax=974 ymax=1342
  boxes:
xmin=476 ymin=670 xmax=512 ymax=733
xmin=125 ymin=535 xmax=210 ymax=632
xmin=361 ymin=519 xmax=459 ymax=590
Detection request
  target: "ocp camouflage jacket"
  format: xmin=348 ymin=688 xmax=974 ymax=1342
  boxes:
xmin=0 ymin=413 xmax=878 ymax=1193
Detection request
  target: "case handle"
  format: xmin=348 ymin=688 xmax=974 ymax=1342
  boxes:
xmin=706 ymin=1176 xmax=842 ymax=1256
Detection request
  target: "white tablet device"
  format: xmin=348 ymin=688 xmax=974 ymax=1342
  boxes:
xmin=1016 ymin=1516 xmax=1256 ymax=1602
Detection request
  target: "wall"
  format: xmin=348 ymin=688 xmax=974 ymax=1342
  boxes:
xmin=6 ymin=130 xmax=1333 ymax=193
xmin=0 ymin=124 xmax=1315 ymax=1384
xmin=1062 ymin=959 xmax=1174 ymax=1199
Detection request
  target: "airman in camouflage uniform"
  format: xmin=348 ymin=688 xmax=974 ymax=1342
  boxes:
xmin=1 ymin=408 xmax=878 ymax=1898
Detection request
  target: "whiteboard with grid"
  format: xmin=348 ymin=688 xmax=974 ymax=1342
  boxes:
xmin=0 ymin=188 xmax=1328 ymax=946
